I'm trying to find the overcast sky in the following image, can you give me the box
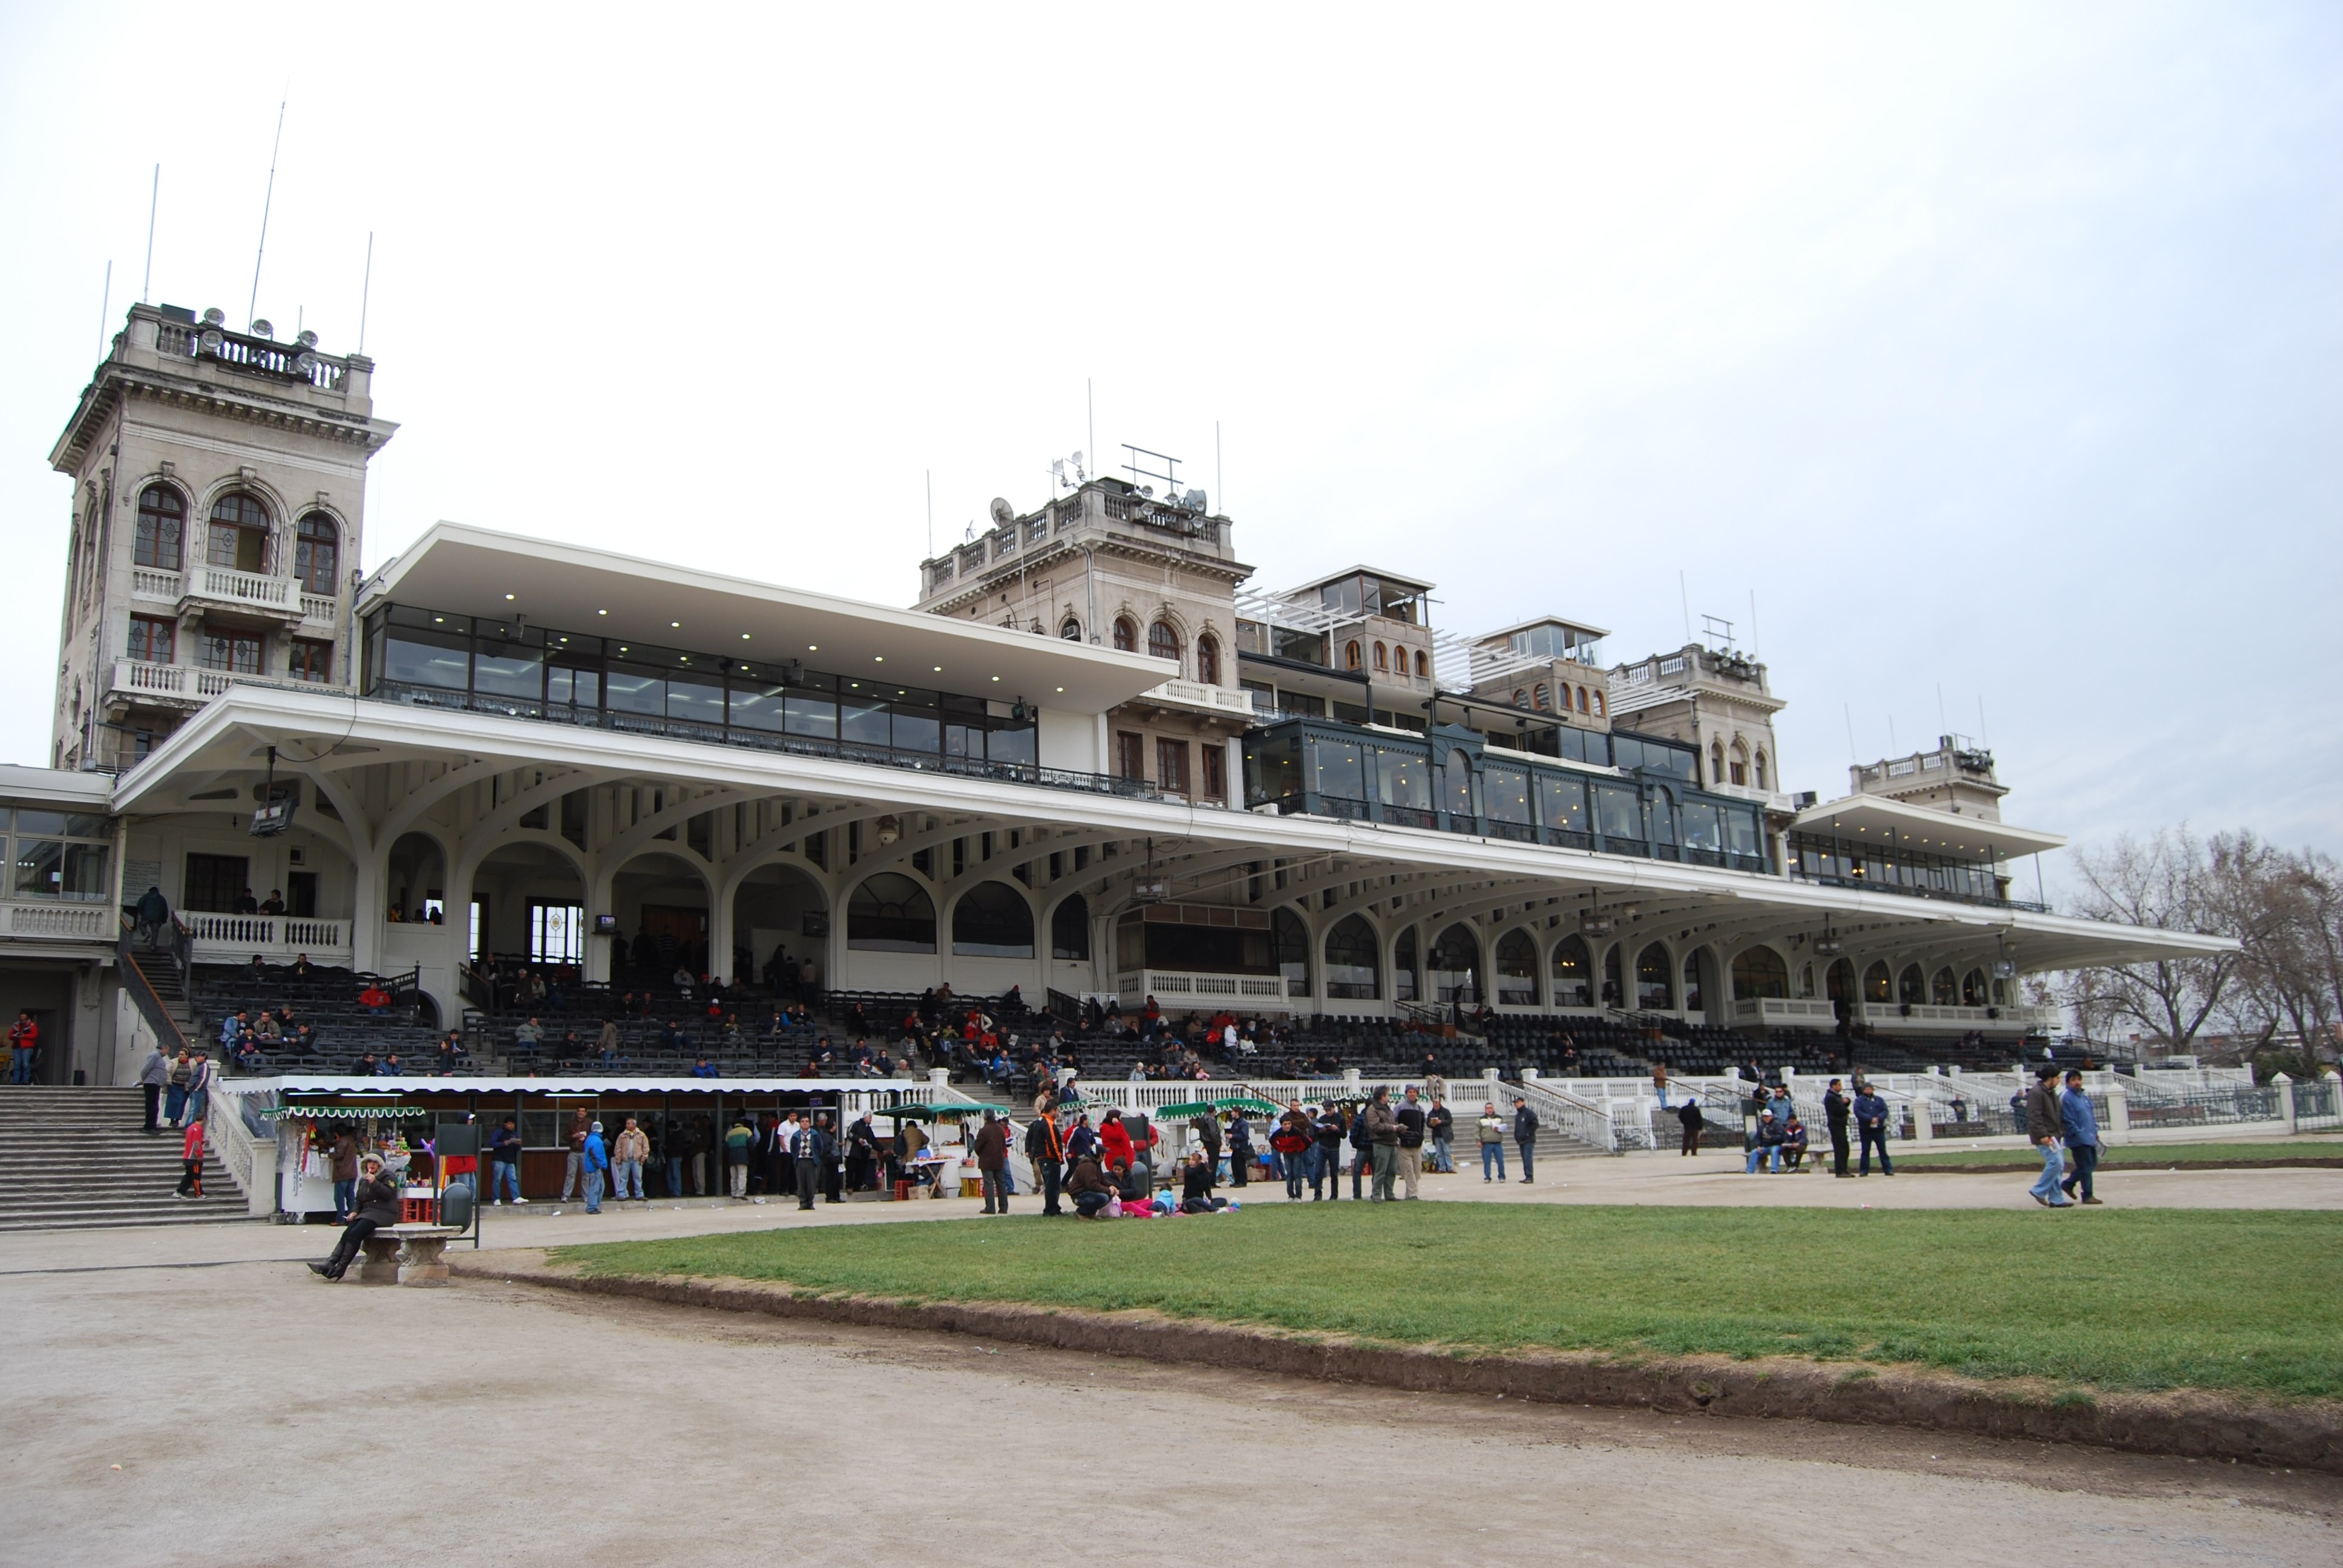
[2,3,2336,879]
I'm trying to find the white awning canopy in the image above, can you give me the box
[1792,794,2066,860]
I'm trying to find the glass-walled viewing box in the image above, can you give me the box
[1243,718,1766,872]
[361,604,1042,773]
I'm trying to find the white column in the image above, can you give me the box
[2105,1086,2129,1144]
[2275,1073,2298,1136]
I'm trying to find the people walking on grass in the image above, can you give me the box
[175,1118,206,1199]
[490,1117,525,1204]
[581,1120,610,1213]
[1676,1098,1704,1156]
[975,1109,1011,1214]
[2058,1070,2104,1206]
[1513,1096,1539,1184]
[1364,1086,1401,1201]
[1853,1080,1895,1177]
[1395,1086,1427,1199]
[1478,1102,1507,1181]
[139,1043,169,1134]
[612,1117,649,1201]
[1823,1079,1852,1177]
[310,1153,398,1281]
[2025,1065,2074,1208]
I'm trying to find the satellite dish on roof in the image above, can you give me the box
[989,497,1015,527]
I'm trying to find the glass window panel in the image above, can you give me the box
[13,840,62,897]
[1311,739,1364,800]
[1484,767,1532,824]
[839,700,890,746]
[665,671,725,727]
[603,666,665,716]
[1679,799,1723,852]
[1244,733,1300,805]
[1440,749,1476,817]
[1536,773,1586,833]
[472,641,544,701]
[943,722,981,757]
[1374,747,1430,809]
[64,814,106,840]
[382,625,473,690]
[986,725,1035,765]
[784,693,837,739]
[15,811,67,836]
[548,666,600,710]
[1725,807,1761,858]
[1593,782,1642,845]
[890,708,940,753]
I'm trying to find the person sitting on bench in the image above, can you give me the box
[311,1154,401,1281]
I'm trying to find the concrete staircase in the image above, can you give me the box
[0,1086,250,1232]
[120,946,203,1050]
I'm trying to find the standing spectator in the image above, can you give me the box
[1273,1102,1313,1200]
[2058,1070,2105,1206]
[974,1109,1011,1214]
[1822,1079,1852,1177]
[1364,1086,1401,1202]
[490,1117,525,1204]
[1227,1108,1253,1187]
[1853,1081,1895,1177]
[611,1117,649,1201]
[1512,1096,1540,1184]
[1313,1103,1347,1200]
[309,1154,399,1280]
[725,1114,754,1198]
[1394,1087,1427,1200]
[1347,1096,1375,1199]
[138,1042,169,1134]
[2024,1066,2074,1208]
[329,1126,360,1221]
[175,1119,206,1199]
[165,1050,193,1128]
[1191,1109,1224,1179]
[1425,1097,1455,1174]
[184,1052,215,1126]
[8,1011,39,1083]
[664,1123,688,1199]
[792,1116,827,1210]
[560,1109,591,1201]
[580,1120,610,1214]
[1676,1098,1705,1156]
[1476,1102,1507,1182]
[1026,1106,1066,1215]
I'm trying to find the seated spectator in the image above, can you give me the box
[353,1051,379,1076]
[436,1034,467,1076]
[1745,1108,1784,1174]
[234,887,260,914]
[289,953,313,979]
[1066,1152,1118,1218]
[288,1022,318,1056]
[1178,1148,1222,1214]
[1782,1114,1810,1171]
[690,1055,720,1079]
[379,1053,404,1077]
[357,982,392,1016]
[260,889,287,915]
[657,1019,688,1053]
[513,1016,544,1054]
[218,1009,251,1048]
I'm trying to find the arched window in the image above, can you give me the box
[1060,617,1083,641]
[1345,639,1362,670]
[1601,942,1625,1007]
[1513,688,1529,710]
[1534,683,1551,711]
[1112,617,1138,653]
[1273,906,1311,998]
[1148,620,1180,662]
[1863,961,1892,1004]
[295,512,338,595]
[1591,691,1605,717]
[1576,686,1590,713]
[1551,935,1593,1008]
[1753,751,1768,791]
[1827,958,1855,1005]
[1495,929,1538,1005]
[1682,952,1705,1013]
[1710,743,1726,785]
[1050,893,1090,960]
[135,485,184,570]
[847,872,936,953]
[1728,742,1749,787]
[1732,946,1789,1001]
[1930,966,1958,1005]
[951,881,1034,958]
[206,491,270,573]
[1635,942,1674,1010]
[1324,914,1381,999]
[1196,634,1220,685]
[1413,649,1429,678]
[1373,641,1388,672]
[1898,963,1926,1005]
[1961,967,1986,1006]
[1427,924,1481,1004]
[1394,926,1420,1003]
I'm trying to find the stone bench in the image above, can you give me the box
[356,1223,464,1287]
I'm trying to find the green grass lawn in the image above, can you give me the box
[1894,1139,2343,1168]
[555,1204,2343,1400]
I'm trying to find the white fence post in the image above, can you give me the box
[2275,1073,2297,1136]
[2106,1086,2129,1145]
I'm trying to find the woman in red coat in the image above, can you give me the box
[1098,1109,1136,1173]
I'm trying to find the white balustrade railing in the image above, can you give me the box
[132,566,184,600]
[192,566,298,611]
[185,913,350,953]
[1117,969,1289,1004]
[301,594,339,623]
[2,900,114,939]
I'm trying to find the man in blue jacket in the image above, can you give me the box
[1513,1096,1540,1184]
[1852,1083,1895,1176]
[2057,1070,2105,1206]
[581,1120,610,1214]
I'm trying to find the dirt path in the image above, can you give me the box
[1,1236,2335,1567]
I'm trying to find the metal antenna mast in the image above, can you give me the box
[357,232,374,353]
[140,165,158,302]
[247,96,287,327]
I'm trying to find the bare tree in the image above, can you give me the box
[2056,828,2242,1051]
[2216,835,2341,1068]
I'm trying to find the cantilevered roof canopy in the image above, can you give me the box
[367,522,1175,714]
[1792,794,2066,861]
